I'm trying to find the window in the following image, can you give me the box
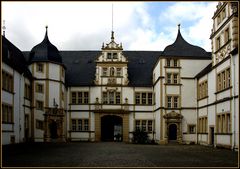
[107,53,112,59]
[83,92,89,104]
[36,100,44,110]
[102,91,121,104]
[116,68,122,76]
[173,74,178,84]
[166,59,179,67]
[135,92,153,105]
[216,36,221,50]
[84,119,89,131]
[198,80,208,99]
[135,120,140,130]
[167,73,172,84]
[71,119,89,131]
[36,120,44,130]
[217,68,231,92]
[166,96,179,108]
[113,53,117,59]
[135,93,140,104]
[135,120,154,132]
[173,59,178,67]
[2,71,13,92]
[148,120,153,132]
[142,93,146,105]
[225,28,230,43]
[71,91,89,104]
[71,92,77,104]
[188,125,196,134]
[142,120,147,131]
[107,52,118,60]
[37,63,43,72]
[173,96,178,108]
[78,119,82,131]
[102,68,108,76]
[36,83,44,93]
[147,93,152,105]
[198,117,207,133]
[166,59,171,67]
[217,113,231,133]
[167,96,172,108]
[72,119,76,131]
[103,92,108,104]
[226,68,231,88]
[116,92,121,104]
[166,73,179,84]
[24,83,31,99]
[109,92,114,104]
[2,103,13,123]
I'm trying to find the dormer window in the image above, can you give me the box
[107,52,118,60]
[107,53,112,59]
[113,53,117,59]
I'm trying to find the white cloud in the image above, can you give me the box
[2,2,217,52]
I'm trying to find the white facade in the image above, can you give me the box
[2,2,238,150]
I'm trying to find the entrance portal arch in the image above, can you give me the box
[101,115,123,141]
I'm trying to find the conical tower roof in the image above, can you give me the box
[28,26,62,64]
[162,25,209,57]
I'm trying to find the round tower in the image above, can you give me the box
[28,26,66,142]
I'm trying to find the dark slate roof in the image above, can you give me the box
[2,36,32,78]
[195,63,212,79]
[28,27,62,64]
[59,51,161,87]
[162,28,211,58]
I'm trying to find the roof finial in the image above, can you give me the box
[111,31,114,42]
[2,20,6,37]
[44,25,49,40]
[178,24,180,31]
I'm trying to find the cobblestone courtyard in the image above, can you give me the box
[2,142,238,167]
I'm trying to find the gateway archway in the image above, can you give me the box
[101,115,123,141]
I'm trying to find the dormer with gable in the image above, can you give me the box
[95,31,129,86]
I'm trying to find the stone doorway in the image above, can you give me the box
[101,115,123,142]
[163,111,183,144]
[44,108,65,142]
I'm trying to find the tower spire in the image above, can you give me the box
[2,20,6,37]
[44,25,49,40]
[178,23,181,31]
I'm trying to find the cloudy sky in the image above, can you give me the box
[2,1,218,52]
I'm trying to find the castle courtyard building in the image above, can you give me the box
[1,2,238,150]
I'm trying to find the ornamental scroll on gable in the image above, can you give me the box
[94,31,129,86]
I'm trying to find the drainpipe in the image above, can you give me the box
[19,73,23,143]
[231,53,236,150]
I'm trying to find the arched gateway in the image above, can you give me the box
[101,115,123,141]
